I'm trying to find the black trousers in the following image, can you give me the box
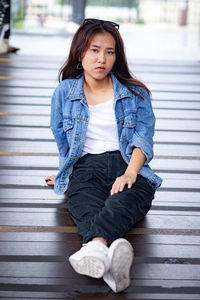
[66,151,155,246]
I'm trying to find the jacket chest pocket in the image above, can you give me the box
[63,118,75,142]
[122,114,136,128]
[120,113,136,142]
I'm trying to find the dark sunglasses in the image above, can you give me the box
[83,18,119,31]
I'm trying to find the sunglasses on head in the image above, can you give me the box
[82,18,120,31]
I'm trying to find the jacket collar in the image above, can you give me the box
[65,72,133,102]
[110,73,132,101]
[64,74,85,101]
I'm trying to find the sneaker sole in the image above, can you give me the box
[69,255,106,279]
[109,239,134,292]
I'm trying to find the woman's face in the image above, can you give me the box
[81,32,116,82]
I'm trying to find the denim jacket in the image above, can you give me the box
[50,73,162,194]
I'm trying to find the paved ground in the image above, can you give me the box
[0,54,200,299]
[10,23,200,62]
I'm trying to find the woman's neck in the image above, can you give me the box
[83,74,114,105]
[84,75,112,95]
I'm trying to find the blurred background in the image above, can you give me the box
[1,0,200,61]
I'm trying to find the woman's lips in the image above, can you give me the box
[96,67,105,70]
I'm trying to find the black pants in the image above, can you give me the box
[66,151,155,246]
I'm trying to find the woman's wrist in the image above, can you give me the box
[124,168,138,177]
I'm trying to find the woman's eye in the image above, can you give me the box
[108,51,114,55]
[91,49,98,52]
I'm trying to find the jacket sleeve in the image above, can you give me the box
[126,91,155,165]
[50,89,69,169]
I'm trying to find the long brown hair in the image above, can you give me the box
[59,21,150,95]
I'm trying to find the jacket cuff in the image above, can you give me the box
[126,136,153,164]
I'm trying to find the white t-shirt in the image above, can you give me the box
[81,98,120,156]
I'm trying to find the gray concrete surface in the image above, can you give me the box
[10,23,200,62]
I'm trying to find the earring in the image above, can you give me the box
[76,62,82,70]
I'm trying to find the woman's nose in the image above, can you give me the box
[98,52,106,63]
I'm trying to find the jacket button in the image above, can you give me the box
[152,182,156,186]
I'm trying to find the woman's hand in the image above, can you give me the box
[45,175,56,186]
[110,171,137,195]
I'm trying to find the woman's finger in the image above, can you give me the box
[45,175,56,186]
[119,181,125,192]
[47,180,54,186]
[127,180,133,189]
[111,177,125,194]
[110,180,118,195]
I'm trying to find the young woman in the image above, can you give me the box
[45,18,162,293]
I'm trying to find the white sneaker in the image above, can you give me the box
[69,240,109,278]
[103,238,134,293]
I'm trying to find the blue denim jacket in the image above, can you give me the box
[50,73,162,194]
